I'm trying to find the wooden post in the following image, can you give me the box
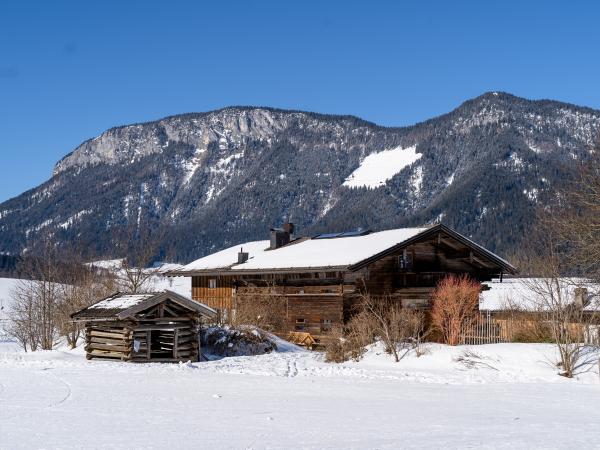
[173,328,179,359]
[146,330,151,360]
[197,321,202,362]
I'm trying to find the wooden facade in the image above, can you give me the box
[172,224,516,343]
[71,291,216,362]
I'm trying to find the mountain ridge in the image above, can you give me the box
[2,92,599,262]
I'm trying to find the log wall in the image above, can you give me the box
[85,322,133,361]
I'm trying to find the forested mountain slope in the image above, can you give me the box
[1,92,598,262]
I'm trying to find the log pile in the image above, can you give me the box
[85,324,133,361]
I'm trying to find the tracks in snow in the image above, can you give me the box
[41,368,73,408]
[286,359,299,377]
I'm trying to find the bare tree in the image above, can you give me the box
[524,277,598,377]
[56,261,117,349]
[7,282,38,351]
[551,146,600,282]
[113,218,162,293]
[8,238,63,350]
[516,223,599,378]
[117,259,159,294]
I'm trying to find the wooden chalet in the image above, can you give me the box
[168,223,517,342]
[71,291,216,362]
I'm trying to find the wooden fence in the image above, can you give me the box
[460,313,508,345]
[460,313,600,346]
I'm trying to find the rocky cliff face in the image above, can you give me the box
[1,92,599,262]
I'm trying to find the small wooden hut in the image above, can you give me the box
[71,290,216,362]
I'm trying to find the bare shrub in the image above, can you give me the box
[508,315,554,343]
[231,286,286,332]
[326,295,428,363]
[431,275,480,346]
[202,326,277,356]
[363,295,428,362]
[324,325,348,363]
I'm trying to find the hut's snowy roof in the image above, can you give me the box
[71,291,217,320]
[89,294,155,310]
[480,278,600,312]
[177,227,430,273]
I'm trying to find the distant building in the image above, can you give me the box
[480,277,600,314]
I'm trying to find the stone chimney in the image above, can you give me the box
[238,247,249,264]
[270,223,294,250]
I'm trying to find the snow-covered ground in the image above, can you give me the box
[1,341,600,449]
[0,278,19,339]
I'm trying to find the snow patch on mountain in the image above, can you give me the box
[410,166,424,195]
[523,187,539,202]
[58,209,92,229]
[0,209,14,220]
[343,145,422,189]
[182,148,207,184]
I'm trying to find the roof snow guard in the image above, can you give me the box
[71,291,217,321]
[168,224,517,276]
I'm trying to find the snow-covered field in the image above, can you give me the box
[2,340,600,449]
[2,276,600,448]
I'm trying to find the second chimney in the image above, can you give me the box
[270,223,294,250]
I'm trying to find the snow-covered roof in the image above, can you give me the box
[176,227,430,273]
[480,278,600,312]
[89,293,155,310]
[153,262,185,274]
[71,291,217,320]
[86,259,125,270]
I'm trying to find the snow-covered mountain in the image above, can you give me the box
[1,92,599,261]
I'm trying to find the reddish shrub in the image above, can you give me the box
[431,275,480,345]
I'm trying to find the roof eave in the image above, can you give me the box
[167,265,350,277]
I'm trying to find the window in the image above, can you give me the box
[320,319,332,333]
[208,279,217,289]
[398,252,413,271]
[295,318,306,331]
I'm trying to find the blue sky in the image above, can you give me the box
[1,1,599,202]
